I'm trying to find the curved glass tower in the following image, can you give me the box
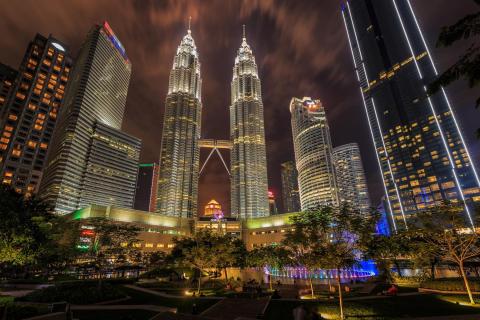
[290,97,338,210]
[156,26,202,218]
[230,29,269,218]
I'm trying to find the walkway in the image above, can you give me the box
[200,298,269,320]
[124,284,224,300]
[70,304,175,313]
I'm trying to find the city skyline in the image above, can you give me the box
[0,1,478,215]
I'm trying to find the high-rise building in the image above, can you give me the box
[39,22,137,214]
[0,35,72,195]
[156,25,202,218]
[280,161,301,213]
[268,190,278,215]
[230,28,269,218]
[290,97,338,210]
[333,143,370,213]
[0,63,17,112]
[342,0,480,230]
[204,199,222,217]
[134,163,159,212]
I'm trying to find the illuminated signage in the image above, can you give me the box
[102,21,129,62]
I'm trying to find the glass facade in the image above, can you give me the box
[39,22,135,214]
[156,27,202,218]
[0,35,72,196]
[290,97,338,210]
[342,0,480,230]
[230,31,269,218]
[333,143,370,213]
[280,161,301,213]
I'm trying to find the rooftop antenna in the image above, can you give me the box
[242,24,246,40]
[188,16,192,34]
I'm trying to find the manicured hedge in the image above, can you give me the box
[18,281,126,304]
[420,277,480,292]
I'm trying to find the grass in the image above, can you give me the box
[73,309,157,320]
[264,294,480,319]
[120,286,220,314]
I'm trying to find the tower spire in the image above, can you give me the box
[242,24,246,40]
[188,16,192,34]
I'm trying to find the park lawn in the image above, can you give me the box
[264,294,480,320]
[120,286,220,314]
[73,309,157,320]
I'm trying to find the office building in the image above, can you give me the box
[333,143,370,213]
[290,97,338,210]
[280,161,301,213]
[342,0,480,230]
[156,25,202,218]
[134,163,159,212]
[0,35,72,195]
[268,190,278,215]
[230,27,269,218]
[39,22,136,214]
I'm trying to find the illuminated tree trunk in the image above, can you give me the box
[459,261,475,304]
[309,274,314,299]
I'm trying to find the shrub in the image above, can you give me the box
[420,277,480,292]
[18,281,126,304]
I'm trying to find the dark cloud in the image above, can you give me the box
[0,0,478,214]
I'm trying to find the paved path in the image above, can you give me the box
[124,284,224,300]
[200,298,269,320]
[70,304,176,313]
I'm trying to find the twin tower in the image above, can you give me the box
[156,26,269,219]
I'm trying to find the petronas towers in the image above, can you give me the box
[156,25,269,218]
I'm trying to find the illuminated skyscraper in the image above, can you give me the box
[290,97,338,210]
[0,35,72,195]
[39,22,138,214]
[156,25,202,218]
[333,143,370,213]
[342,0,480,230]
[281,161,301,213]
[230,28,269,218]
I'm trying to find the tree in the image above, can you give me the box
[283,204,379,319]
[428,0,480,136]
[82,218,141,277]
[214,236,247,284]
[282,207,332,299]
[169,229,217,294]
[410,203,480,304]
[362,233,410,282]
[247,245,291,291]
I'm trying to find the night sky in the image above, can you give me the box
[0,0,478,215]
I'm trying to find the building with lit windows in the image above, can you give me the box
[281,161,301,213]
[333,143,370,213]
[68,204,298,252]
[0,35,72,195]
[230,28,269,218]
[290,97,338,210]
[39,22,137,214]
[134,163,159,212]
[342,0,480,230]
[268,190,278,215]
[0,63,17,113]
[156,25,202,218]
[204,199,222,217]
